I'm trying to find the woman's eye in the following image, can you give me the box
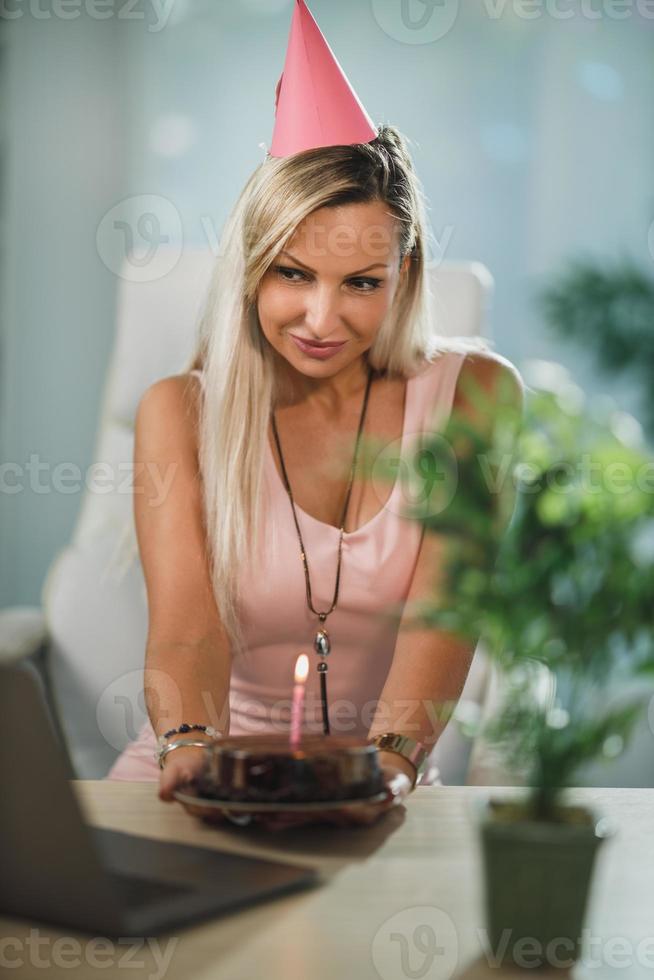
[350,277,383,292]
[275,266,306,283]
[273,266,382,292]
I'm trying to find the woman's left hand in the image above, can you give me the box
[324,762,413,827]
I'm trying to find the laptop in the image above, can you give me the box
[0,658,321,937]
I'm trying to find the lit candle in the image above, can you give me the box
[290,653,309,749]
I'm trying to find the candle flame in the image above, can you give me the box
[294,653,309,684]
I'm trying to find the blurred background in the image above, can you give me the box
[0,0,652,780]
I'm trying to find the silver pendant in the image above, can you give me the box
[314,628,330,657]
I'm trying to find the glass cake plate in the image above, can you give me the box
[173,781,388,820]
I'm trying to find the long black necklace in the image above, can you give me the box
[270,362,375,735]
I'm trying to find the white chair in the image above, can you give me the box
[0,250,498,781]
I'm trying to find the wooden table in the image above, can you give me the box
[1,783,652,979]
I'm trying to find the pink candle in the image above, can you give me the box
[290,654,309,749]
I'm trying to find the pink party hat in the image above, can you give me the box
[269,0,378,158]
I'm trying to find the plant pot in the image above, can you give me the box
[474,796,614,970]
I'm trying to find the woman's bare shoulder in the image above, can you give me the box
[453,350,524,436]
[139,371,202,405]
[136,372,203,449]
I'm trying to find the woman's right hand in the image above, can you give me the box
[158,744,211,803]
[160,744,248,825]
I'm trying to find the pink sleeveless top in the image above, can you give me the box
[105,352,467,785]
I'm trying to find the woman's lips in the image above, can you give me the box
[290,335,347,359]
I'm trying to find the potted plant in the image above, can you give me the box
[397,359,654,969]
[537,256,654,440]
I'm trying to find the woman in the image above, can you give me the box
[105,126,523,828]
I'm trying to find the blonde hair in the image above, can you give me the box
[110,124,494,656]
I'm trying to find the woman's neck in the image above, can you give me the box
[274,353,374,415]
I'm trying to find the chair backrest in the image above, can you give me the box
[41,249,495,779]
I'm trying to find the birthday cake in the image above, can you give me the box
[195,734,385,805]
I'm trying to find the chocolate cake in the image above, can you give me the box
[195,734,386,804]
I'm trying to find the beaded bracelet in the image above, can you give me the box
[161,723,215,741]
[154,723,221,770]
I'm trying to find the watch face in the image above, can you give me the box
[377,734,429,769]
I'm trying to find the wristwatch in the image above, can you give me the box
[370,732,430,788]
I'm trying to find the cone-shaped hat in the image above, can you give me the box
[269,0,377,158]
